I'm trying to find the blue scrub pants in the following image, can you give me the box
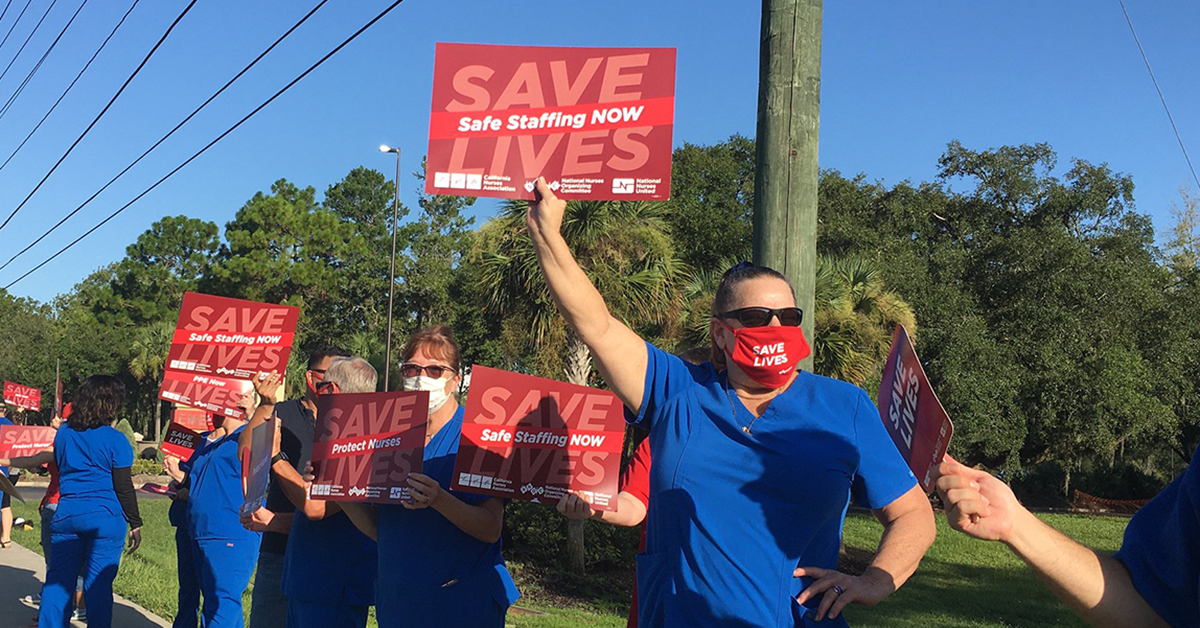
[286,599,368,628]
[173,526,201,628]
[195,537,259,628]
[38,510,127,628]
[248,550,289,628]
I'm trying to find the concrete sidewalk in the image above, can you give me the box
[0,540,170,628]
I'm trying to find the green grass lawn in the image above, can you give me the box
[7,499,1130,627]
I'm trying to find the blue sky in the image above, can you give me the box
[0,0,1195,303]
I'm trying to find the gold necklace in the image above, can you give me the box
[725,378,765,435]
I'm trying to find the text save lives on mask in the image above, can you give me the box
[719,321,811,389]
[403,375,452,413]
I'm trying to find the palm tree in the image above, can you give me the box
[812,256,916,386]
[478,197,685,574]
[129,320,175,442]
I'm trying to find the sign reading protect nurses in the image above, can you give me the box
[876,325,954,493]
[452,366,625,511]
[310,391,429,504]
[426,43,676,201]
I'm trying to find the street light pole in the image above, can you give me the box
[380,144,401,390]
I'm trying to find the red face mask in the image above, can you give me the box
[718,320,811,388]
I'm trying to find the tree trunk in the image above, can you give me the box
[564,333,592,574]
[155,374,164,442]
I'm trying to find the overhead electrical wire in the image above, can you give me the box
[0,0,330,271]
[0,0,88,121]
[0,0,33,52]
[3,0,409,290]
[0,0,59,85]
[1117,0,1200,191]
[0,0,14,28]
[0,0,138,173]
[0,0,199,233]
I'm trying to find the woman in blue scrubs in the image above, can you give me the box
[184,408,259,627]
[39,375,141,628]
[336,326,519,628]
[524,178,936,627]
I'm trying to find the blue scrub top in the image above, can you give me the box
[375,405,520,627]
[633,342,916,628]
[1115,443,1200,628]
[53,424,134,522]
[282,477,378,605]
[0,416,11,477]
[186,427,259,543]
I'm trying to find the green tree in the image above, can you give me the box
[666,135,756,271]
[129,321,174,441]
[479,197,684,573]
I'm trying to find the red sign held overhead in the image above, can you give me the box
[876,326,954,493]
[0,425,55,459]
[159,292,298,419]
[426,43,676,201]
[310,392,429,504]
[4,381,41,411]
[452,366,626,511]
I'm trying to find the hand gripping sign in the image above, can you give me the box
[159,292,299,419]
[426,43,676,201]
[876,325,955,492]
[310,391,430,504]
[0,424,55,459]
[452,366,626,511]
[4,381,42,412]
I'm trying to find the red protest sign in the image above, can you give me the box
[310,392,429,504]
[452,366,625,511]
[0,425,55,459]
[426,43,676,201]
[166,292,299,379]
[159,371,254,420]
[877,326,954,492]
[4,381,41,411]
[172,407,214,432]
[161,422,202,460]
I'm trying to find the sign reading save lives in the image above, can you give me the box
[159,292,299,419]
[4,381,41,411]
[310,391,430,504]
[161,422,201,460]
[0,425,55,459]
[452,366,625,511]
[876,325,954,493]
[426,43,676,201]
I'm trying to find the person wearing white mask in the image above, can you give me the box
[334,325,519,628]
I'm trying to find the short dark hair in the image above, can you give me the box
[710,261,795,316]
[402,325,461,373]
[308,345,350,370]
[69,375,126,431]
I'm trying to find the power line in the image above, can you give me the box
[0,0,59,85]
[0,0,330,271]
[0,0,87,121]
[0,0,199,234]
[3,0,409,290]
[0,0,138,173]
[0,0,14,28]
[1117,0,1200,191]
[0,0,32,52]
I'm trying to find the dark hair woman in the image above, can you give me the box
[40,375,142,628]
[524,179,935,627]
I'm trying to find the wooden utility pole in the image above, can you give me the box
[753,0,821,371]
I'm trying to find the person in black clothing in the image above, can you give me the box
[240,346,349,628]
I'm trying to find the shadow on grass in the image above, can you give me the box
[843,552,1094,628]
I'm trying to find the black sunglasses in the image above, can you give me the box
[718,306,803,328]
[400,363,455,379]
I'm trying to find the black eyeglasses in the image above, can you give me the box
[400,363,455,379]
[718,306,803,327]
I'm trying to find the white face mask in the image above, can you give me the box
[403,375,452,413]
